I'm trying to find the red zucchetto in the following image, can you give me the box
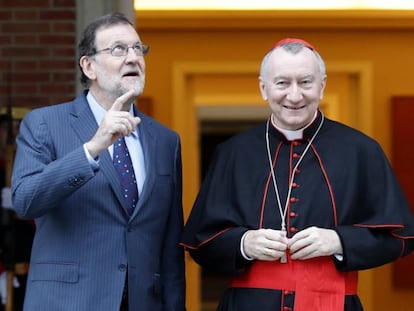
[271,38,316,51]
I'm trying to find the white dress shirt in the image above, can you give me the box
[83,91,146,196]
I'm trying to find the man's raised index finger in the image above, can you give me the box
[109,89,135,112]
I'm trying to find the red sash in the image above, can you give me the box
[230,257,358,311]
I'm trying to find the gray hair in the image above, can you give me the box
[77,12,133,88]
[259,42,326,80]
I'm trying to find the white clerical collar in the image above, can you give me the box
[271,111,318,141]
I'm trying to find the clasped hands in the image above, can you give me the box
[243,227,343,261]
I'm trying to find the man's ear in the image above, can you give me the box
[79,56,96,81]
[259,77,268,101]
[319,75,327,100]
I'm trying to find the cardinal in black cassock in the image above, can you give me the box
[181,38,414,311]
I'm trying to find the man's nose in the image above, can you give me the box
[286,83,302,102]
[125,47,142,61]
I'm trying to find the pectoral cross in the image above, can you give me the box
[280,228,287,263]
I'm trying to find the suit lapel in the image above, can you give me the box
[130,114,156,218]
[69,93,127,214]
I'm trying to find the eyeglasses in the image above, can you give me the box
[93,43,149,57]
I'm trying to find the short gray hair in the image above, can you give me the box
[259,42,326,80]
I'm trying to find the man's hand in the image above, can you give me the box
[288,226,343,260]
[243,229,288,261]
[85,90,141,158]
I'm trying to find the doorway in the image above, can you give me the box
[199,118,263,311]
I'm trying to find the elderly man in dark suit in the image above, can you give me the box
[11,13,186,311]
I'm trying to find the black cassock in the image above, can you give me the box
[181,111,414,311]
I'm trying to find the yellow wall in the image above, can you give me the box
[135,9,414,311]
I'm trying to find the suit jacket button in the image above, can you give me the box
[118,264,127,271]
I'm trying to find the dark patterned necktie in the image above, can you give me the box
[113,137,138,215]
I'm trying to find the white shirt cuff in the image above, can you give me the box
[83,144,99,170]
[240,231,254,261]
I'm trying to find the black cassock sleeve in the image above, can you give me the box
[189,227,254,276]
[334,226,414,271]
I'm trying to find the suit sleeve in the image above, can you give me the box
[11,110,95,219]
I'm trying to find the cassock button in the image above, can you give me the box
[292,182,299,188]
[289,212,297,217]
[283,306,292,311]
[292,153,300,159]
[290,227,298,233]
[289,197,299,203]
[294,168,301,174]
[284,290,292,295]
[293,141,301,146]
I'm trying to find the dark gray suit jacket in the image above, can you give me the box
[11,91,186,311]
